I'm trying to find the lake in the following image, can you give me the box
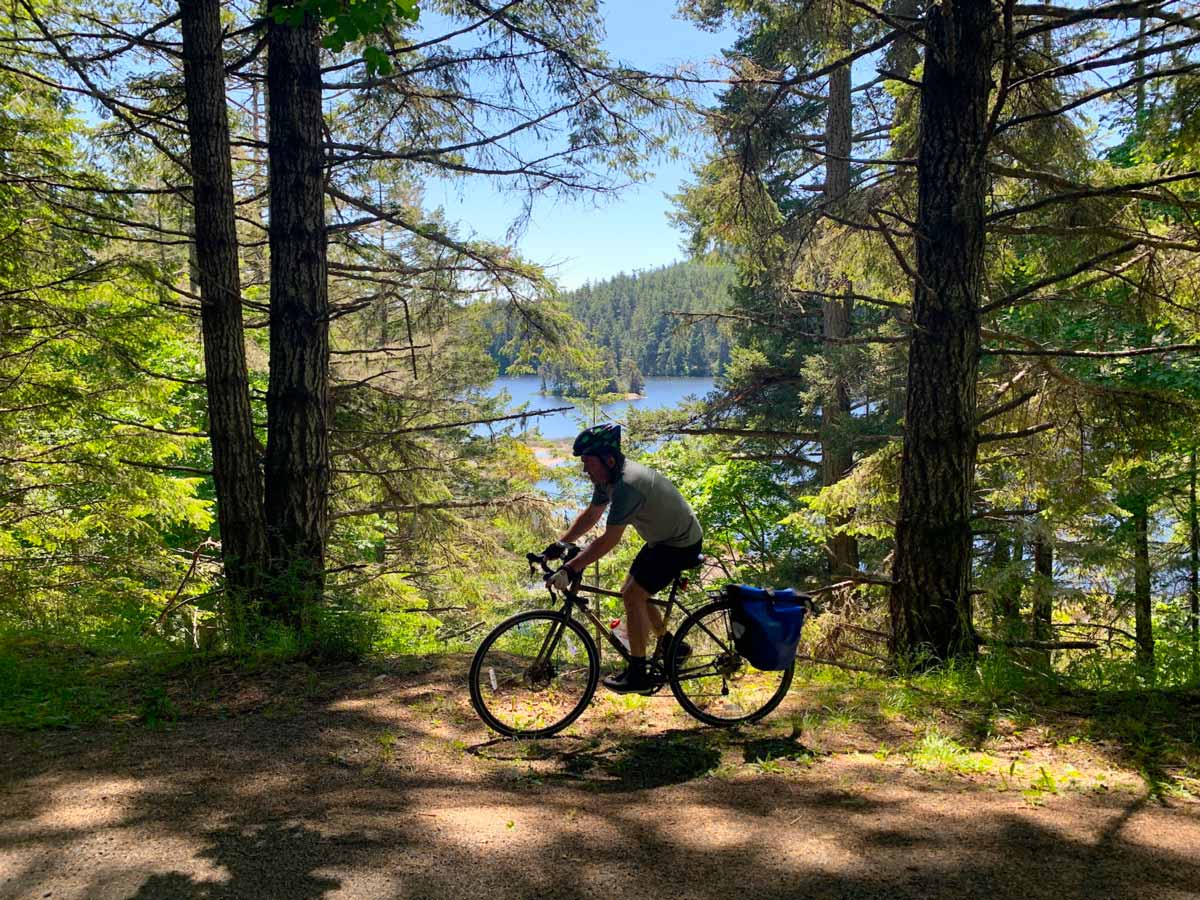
[483,375,716,441]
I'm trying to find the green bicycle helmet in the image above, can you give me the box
[572,423,621,457]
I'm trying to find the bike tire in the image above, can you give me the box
[469,609,599,738]
[668,597,794,727]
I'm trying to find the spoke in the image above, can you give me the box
[670,600,793,726]
[471,612,596,737]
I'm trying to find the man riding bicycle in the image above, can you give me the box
[544,423,703,694]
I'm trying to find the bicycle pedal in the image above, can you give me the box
[643,671,667,695]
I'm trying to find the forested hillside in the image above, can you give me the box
[565,262,735,377]
[489,261,735,390]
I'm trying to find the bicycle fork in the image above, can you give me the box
[530,613,570,677]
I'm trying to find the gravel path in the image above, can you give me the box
[2,658,1198,900]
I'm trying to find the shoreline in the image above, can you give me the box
[530,445,569,467]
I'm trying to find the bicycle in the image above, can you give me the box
[468,545,797,738]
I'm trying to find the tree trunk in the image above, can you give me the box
[179,0,269,610]
[889,0,994,665]
[992,537,1023,638]
[882,0,922,159]
[821,49,858,575]
[1190,450,1199,672]
[1032,531,1053,641]
[249,56,268,287]
[1132,498,1155,672]
[264,4,331,618]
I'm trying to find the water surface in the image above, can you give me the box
[484,375,715,441]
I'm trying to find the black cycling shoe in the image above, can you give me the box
[602,666,659,695]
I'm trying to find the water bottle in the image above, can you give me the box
[610,619,630,651]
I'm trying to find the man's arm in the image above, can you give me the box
[567,523,625,573]
[560,503,606,544]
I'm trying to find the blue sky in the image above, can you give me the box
[425,4,736,291]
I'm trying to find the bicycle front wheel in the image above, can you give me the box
[469,610,599,738]
[668,598,794,727]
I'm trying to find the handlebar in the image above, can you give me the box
[526,543,581,578]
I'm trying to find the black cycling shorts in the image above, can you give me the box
[629,540,703,595]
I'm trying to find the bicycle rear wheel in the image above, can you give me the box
[668,598,794,726]
[469,610,599,738]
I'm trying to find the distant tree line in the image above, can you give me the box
[488,261,735,392]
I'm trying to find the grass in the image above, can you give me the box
[0,633,192,729]
[785,653,1200,798]
[0,628,369,731]
[907,726,995,775]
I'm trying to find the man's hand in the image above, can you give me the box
[542,540,568,560]
[546,565,580,592]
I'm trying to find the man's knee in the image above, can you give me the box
[621,576,650,606]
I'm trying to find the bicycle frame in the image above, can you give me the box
[560,579,687,665]
[528,550,717,681]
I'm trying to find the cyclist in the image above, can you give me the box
[544,423,703,694]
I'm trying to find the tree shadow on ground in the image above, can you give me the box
[470,727,824,792]
[556,728,724,790]
[740,733,816,763]
[126,823,344,900]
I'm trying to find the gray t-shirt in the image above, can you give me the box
[590,460,702,548]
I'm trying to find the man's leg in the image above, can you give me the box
[619,574,656,658]
[601,575,661,693]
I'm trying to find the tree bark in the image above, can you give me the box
[889,0,993,665]
[179,0,269,609]
[1190,450,1199,671]
[992,537,1024,637]
[882,0,923,159]
[1032,530,1053,641]
[1132,497,1155,671]
[821,47,858,575]
[264,3,331,618]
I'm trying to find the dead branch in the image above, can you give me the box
[977,422,1054,443]
[795,653,884,674]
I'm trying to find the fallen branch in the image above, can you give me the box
[843,623,891,640]
[977,636,1099,650]
[795,653,884,675]
[809,572,896,593]
[153,539,221,629]
[402,606,467,615]
[1053,621,1138,642]
[439,621,485,643]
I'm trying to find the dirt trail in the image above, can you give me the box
[1,657,1198,900]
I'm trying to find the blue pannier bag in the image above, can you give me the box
[727,585,808,671]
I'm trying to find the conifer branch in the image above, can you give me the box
[978,423,1054,443]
